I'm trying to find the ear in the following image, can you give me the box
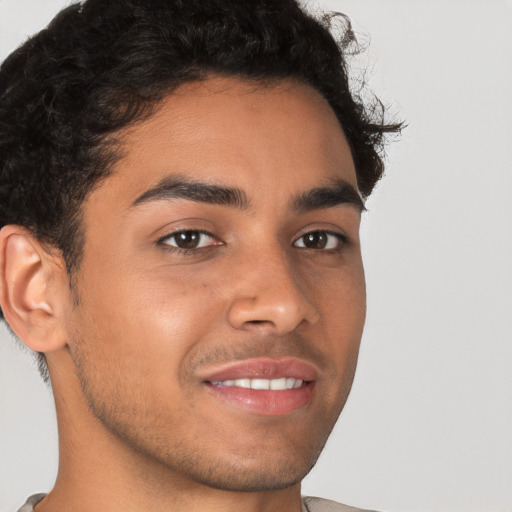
[0,225,69,352]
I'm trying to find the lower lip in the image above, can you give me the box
[205,382,315,416]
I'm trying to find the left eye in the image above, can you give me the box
[160,230,217,250]
[293,231,344,250]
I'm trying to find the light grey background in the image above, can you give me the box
[1,1,511,511]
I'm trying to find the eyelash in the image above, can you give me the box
[158,230,219,255]
[293,230,348,251]
[157,229,348,255]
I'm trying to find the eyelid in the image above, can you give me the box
[292,229,348,250]
[157,229,221,249]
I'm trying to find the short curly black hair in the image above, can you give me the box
[0,0,401,378]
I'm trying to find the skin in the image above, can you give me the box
[1,77,366,512]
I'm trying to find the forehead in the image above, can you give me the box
[92,77,357,208]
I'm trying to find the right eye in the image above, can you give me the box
[159,230,219,250]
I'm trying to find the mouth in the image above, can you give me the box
[201,358,317,416]
[211,377,305,390]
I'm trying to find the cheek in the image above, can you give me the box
[70,259,225,381]
[309,260,366,378]
[310,255,366,326]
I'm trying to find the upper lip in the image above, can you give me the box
[199,357,318,383]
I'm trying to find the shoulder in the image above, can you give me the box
[17,494,46,512]
[303,496,380,512]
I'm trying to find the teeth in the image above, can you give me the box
[214,378,304,390]
[270,378,287,390]
[251,378,270,390]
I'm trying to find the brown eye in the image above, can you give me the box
[294,231,344,250]
[302,232,328,249]
[161,230,216,250]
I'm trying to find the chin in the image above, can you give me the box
[179,457,314,493]
[157,431,329,493]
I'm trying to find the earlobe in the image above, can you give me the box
[0,225,68,352]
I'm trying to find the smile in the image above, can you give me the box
[201,358,317,416]
[212,378,304,390]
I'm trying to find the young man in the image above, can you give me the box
[0,1,401,511]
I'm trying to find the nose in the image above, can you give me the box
[227,248,320,334]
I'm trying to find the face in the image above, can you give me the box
[64,77,366,491]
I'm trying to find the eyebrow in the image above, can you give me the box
[131,175,249,209]
[130,175,365,213]
[292,180,366,213]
